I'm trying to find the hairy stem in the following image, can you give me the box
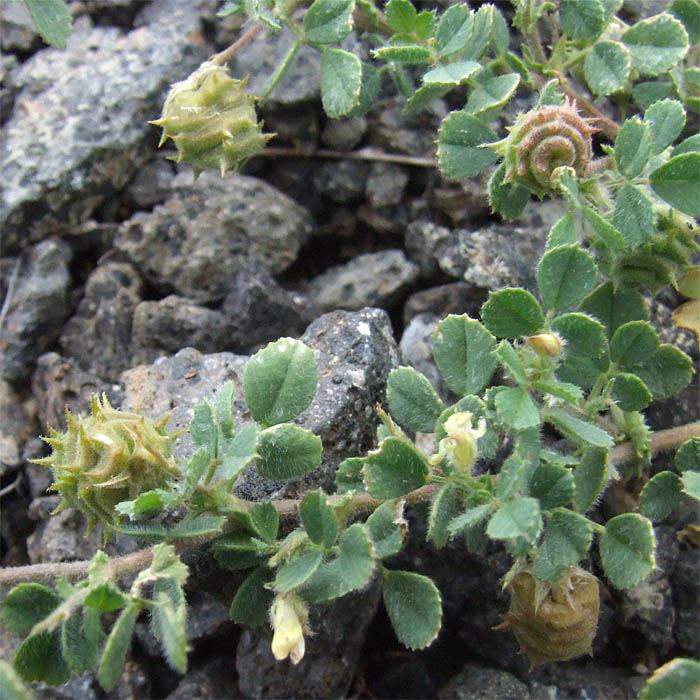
[210,24,265,65]
[2,423,699,588]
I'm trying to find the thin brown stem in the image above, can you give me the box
[260,146,437,168]
[2,423,698,589]
[210,24,265,65]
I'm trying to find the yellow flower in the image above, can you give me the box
[270,593,309,665]
[434,411,487,473]
[526,333,563,357]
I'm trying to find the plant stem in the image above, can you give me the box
[260,39,302,100]
[2,423,699,588]
[210,24,265,66]
[259,146,437,168]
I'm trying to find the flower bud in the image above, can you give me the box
[433,411,487,473]
[526,333,563,357]
[270,593,309,665]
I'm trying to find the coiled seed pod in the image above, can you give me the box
[32,396,181,535]
[151,60,273,177]
[496,564,600,669]
[496,98,598,198]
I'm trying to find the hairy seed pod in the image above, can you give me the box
[151,60,273,177]
[496,565,600,669]
[32,396,181,535]
[496,98,598,197]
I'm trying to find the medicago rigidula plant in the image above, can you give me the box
[3,0,700,696]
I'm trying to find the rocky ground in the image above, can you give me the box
[0,0,698,698]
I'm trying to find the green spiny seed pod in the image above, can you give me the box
[495,98,598,198]
[32,396,181,535]
[151,60,273,177]
[496,564,600,669]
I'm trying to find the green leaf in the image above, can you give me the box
[275,549,324,594]
[612,184,654,248]
[212,533,277,570]
[633,345,693,399]
[574,446,608,512]
[547,212,577,249]
[559,0,605,41]
[382,570,442,650]
[363,437,429,498]
[1,584,60,635]
[554,168,582,209]
[548,407,613,447]
[180,447,211,501]
[299,490,338,548]
[488,161,530,221]
[301,523,376,602]
[615,117,651,179]
[366,500,407,558]
[190,401,217,457]
[404,82,453,114]
[599,513,655,589]
[0,659,33,700]
[672,133,700,156]
[578,281,648,338]
[151,579,187,674]
[481,289,545,338]
[537,78,565,106]
[434,4,474,57]
[304,0,355,43]
[214,381,235,441]
[639,471,683,521]
[230,567,274,627]
[532,379,584,404]
[84,583,126,612]
[336,456,366,494]
[168,514,226,539]
[415,9,436,38]
[62,608,103,673]
[644,99,686,154]
[584,40,631,96]
[622,14,689,76]
[466,74,520,117]
[641,658,700,700]
[115,489,178,518]
[633,81,674,109]
[447,503,492,534]
[220,422,258,484]
[682,470,700,501]
[13,630,70,686]
[428,484,458,547]
[610,321,660,368]
[581,205,625,253]
[347,61,380,118]
[532,509,593,581]
[372,43,432,64]
[611,372,653,411]
[243,338,317,426]
[423,60,480,85]
[462,4,493,59]
[551,312,607,359]
[256,423,322,481]
[670,0,700,44]
[437,111,499,179]
[496,340,527,386]
[98,602,140,692]
[386,367,446,433]
[430,314,497,395]
[489,5,510,56]
[494,387,541,430]
[676,437,700,472]
[24,0,72,48]
[529,463,575,509]
[320,48,362,118]
[487,497,542,543]
[385,0,416,33]
[537,245,598,311]
[650,153,700,217]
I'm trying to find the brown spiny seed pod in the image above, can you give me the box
[32,396,181,535]
[151,60,273,177]
[495,565,600,669]
[497,98,598,198]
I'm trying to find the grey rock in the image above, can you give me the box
[371,97,446,157]
[59,262,144,382]
[403,281,487,325]
[23,438,55,500]
[236,579,382,698]
[313,159,369,203]
[0,53,19,126]
[115,172,314,303]
[31,674,98,700]
[672,547,700,653]
[131,295,230,365]
[366,162,409,208]
[31,352,116,430]
[0,379,33,474]
[438,662,531,699]
[220,260,313,354]
[166,671,217,700]
[307,250,420,313]
[0,1,39,54]
[621,0,670,22]
[0,240,72,382]
[124,158,177,209]
[321,117,368,151]
[405,220,452,278]
[0,2,213,251]
[262,104,320,148]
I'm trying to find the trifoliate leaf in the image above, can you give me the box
[584,40,631,96]
[599,513,655,589]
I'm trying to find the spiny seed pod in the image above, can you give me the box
[495,565,600,669]
[495,98,598,198]
[151,60,273,177]
[32,396,181,535]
